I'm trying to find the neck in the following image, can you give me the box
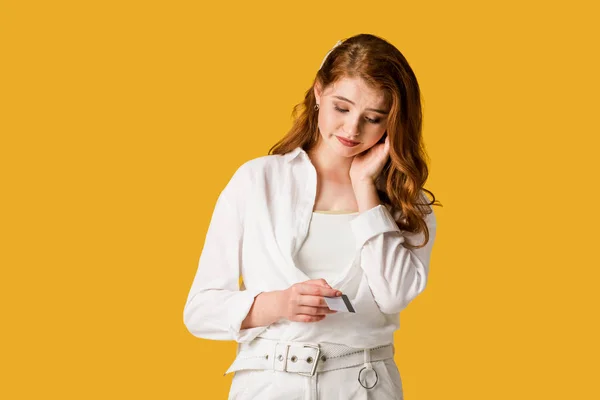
[307,138,353,182]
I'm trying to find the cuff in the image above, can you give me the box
[228,289,269,343]
[350,204,402,249]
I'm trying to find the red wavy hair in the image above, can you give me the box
[269,33,441,248]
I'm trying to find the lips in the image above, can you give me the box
[336,136,360,147]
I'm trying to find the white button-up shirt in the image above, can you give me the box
[183,146,437,348]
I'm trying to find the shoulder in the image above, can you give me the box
[222,153,289,196]
[234,153,289,179]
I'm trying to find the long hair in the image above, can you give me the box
[269,33,441,248]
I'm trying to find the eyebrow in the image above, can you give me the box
[333,95,389,115]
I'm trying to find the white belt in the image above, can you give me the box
[224,338,394,381]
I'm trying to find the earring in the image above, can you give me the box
[314,104,319,111]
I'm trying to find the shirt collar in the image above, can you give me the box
[284,146,306,163]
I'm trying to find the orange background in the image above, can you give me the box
[1,0,599,399]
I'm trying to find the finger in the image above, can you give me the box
[298,294,329,308]
[291,314,326,323]
[296,306,336,316]
[297,283,341,297]
[303,278,331,288]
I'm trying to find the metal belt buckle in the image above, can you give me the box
[298,344,321,377]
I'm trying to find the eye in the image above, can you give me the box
[334,105,380,124]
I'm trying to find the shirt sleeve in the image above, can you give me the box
[183,163,269,343]
[349,193,437,314]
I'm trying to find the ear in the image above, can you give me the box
[313,82,322,104]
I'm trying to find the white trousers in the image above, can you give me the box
[226,338,404,399]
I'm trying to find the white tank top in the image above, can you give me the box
[292,210,359,285]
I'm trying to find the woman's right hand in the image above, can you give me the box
[277,279,342,323]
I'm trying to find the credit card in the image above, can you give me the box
[324,294,356,313]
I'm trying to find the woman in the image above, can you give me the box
[183,33,439,399]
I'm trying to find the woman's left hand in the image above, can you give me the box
[349,135,390,184]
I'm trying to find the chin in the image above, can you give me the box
[335,144,363,158]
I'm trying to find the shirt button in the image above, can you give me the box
[278,354,283,361]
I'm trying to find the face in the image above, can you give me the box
[314,76,389,157]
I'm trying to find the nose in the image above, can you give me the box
[343,118,360,138]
